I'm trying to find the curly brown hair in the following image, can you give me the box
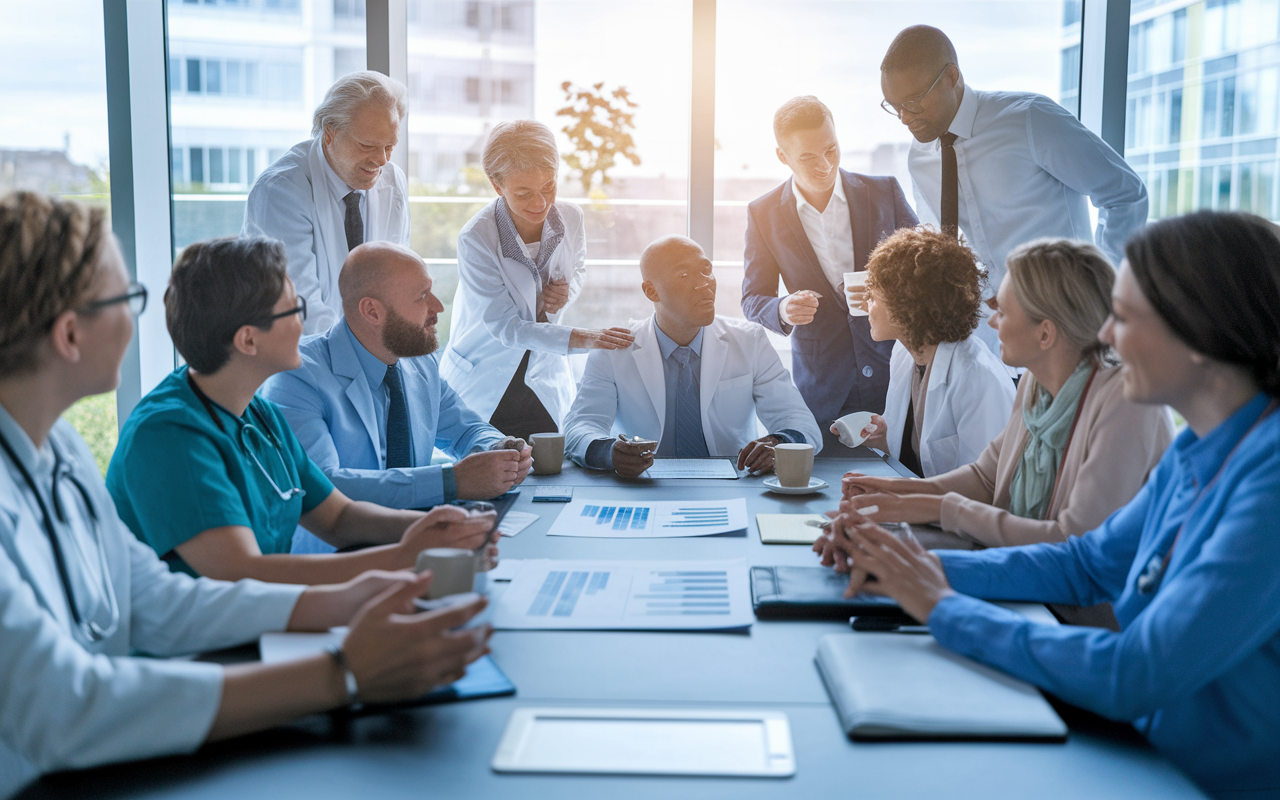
[0,191,107,376]
[864,226,984,353]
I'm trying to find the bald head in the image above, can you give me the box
[340,241,425,314]
[639,235,704,283]
[639,235,717,331]
[881,25,957,77]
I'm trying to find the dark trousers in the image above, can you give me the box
[489,350,557,441]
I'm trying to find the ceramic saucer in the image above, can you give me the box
[762,476,829,495]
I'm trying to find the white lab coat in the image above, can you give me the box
[0,412,304,794]
[439,200,587,426]
[883,337,1015,477]
[564,315,822,463]
[242,136,411,334]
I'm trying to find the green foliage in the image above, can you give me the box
[556,81,641,195]
[62,392,118,478]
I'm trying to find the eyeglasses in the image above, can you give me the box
[78,282,148,317]
[254,296,307,328]
[881,63,954,118]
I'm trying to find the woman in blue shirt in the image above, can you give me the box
[816,210,1280,797]
[107,236,496,584]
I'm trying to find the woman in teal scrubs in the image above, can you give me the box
[108,236,495,584]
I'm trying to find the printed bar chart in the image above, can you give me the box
[551,499,748,538]
[493,559,753,631]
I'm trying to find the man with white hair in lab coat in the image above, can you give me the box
[243,70,411,334]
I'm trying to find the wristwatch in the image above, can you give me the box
[326,644,359,704]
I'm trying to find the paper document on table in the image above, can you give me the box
[498,511,538,537]
[642,459,740,479]
[548,498,748,538]
[756,513,828,544]
[492,558,754,631]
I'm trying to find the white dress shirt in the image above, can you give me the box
[909,87,1148,292]
[0,406,304,793]
[778,176,856,326]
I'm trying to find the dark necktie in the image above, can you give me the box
[343,191,364,252]
[940,132,959,238]
[672,346,708,458]
[384,363,411,469]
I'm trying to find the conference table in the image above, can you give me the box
[21,450,1207,799]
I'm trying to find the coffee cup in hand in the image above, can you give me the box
[843,271,869,317]
[415,548,480,599]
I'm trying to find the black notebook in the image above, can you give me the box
[750,566,902,620]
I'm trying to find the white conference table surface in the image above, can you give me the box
[20,451,1207,800]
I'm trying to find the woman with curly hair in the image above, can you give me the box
[851,227,1014,477]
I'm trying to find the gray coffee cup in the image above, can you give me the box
[415,547,479,599]
[530,432,566,475]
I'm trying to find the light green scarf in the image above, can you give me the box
[1008,361,1094,520]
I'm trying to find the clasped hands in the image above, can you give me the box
[610,434,786,478]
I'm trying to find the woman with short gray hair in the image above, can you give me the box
[441,120,634,440]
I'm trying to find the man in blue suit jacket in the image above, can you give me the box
[742,97,917,441]
[263,242,532,552]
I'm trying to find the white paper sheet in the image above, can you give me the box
[260,628,346,663]
[498,511,539,537]
[642,459,740,479]
[491,558,754,631]
[548,498,748,538]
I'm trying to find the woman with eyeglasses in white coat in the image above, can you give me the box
[0,192,490,793]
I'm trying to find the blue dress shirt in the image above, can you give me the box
[584,324,806,470]
[927,392,1280,796]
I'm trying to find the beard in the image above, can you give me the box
[382,305,437,358]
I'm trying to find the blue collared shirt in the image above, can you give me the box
[928,392,1280,795]
[318,140,365,231]
[584,324,805,470]
[343,320,416,470]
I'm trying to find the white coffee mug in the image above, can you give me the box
[415,547,479,599]
[843,271,869,317]
[774,443,815,488]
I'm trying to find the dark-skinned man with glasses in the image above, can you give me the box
[880,25,1147,354]
[107,236,500,586]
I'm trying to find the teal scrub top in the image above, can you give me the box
[107,367,334,576]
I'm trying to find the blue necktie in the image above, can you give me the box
[384,363,411,469]
[672,346,708,458]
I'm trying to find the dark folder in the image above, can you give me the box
[750,566,903,620]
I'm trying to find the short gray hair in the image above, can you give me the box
[311,71,407,137]
[481,120,560,186]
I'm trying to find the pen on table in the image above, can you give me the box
[805,505,880,530]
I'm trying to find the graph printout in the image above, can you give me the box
[491,559,754,631]
[548,498,749,538]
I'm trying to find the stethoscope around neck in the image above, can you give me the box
[0,429,121,644]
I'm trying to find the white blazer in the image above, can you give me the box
[883,337,1015,477]
[440,200,587,425]
[564,315,822,463]
[242,136,411,334]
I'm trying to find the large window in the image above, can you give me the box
[166,0,366,251]
[404,0,692,342]
[1118,0,1280,221]
[0,0,117,473]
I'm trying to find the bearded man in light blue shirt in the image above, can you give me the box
[880,25,1148,351]
[263,242,532,553]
